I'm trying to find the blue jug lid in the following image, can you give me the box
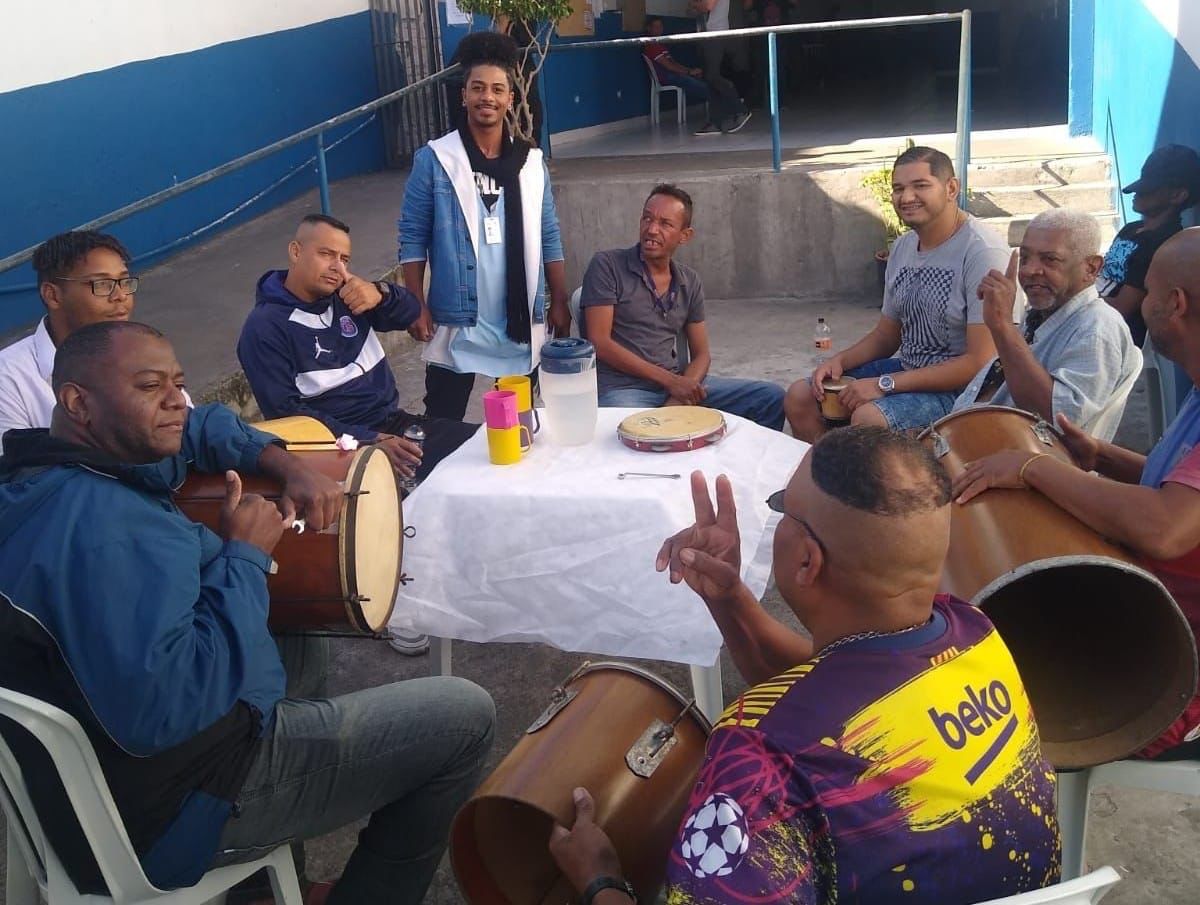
[541,337,595,360]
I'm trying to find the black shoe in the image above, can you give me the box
[724,110,753,134]
[694,122,721,136]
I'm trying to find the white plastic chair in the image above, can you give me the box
[1142,332,1181,445]
[568,286,690,368]
[1057,758,1200,881]
[972,867,1120,904]
[644,55,686,125]
[0,686,303,904]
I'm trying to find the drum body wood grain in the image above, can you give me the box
[176,445,402,634]
[617,406,726,453]
[921,406,1197,768]
[819,377,855,423]
[451,663,712,905]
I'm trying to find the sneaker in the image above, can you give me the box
[693,122,721,136]
[723,110,753,134]
[388,629,431,656]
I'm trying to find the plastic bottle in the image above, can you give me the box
[813,317,833,363]
[400,423,425,493]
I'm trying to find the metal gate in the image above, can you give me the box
[369,0,448,168]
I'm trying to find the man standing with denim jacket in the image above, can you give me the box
[398,32,571,421]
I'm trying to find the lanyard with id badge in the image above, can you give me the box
[477,172,504,246]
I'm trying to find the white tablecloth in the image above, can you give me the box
[392,408,807,666]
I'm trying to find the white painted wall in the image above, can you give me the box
[3,0,369,95]
[1144,0,1200,68]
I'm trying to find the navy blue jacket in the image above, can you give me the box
[237,271,421,442]
[0,405,285,892]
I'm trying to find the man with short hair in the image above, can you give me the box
[954,208,1142,440]
[580,184,785,430]
[955,227,1200,761]
[0,322,494,905]
[238,214,478,484]
[0,230,137,453]
[685,0,751,133]
[785,146,1010,441]
[642,19,717,136]
[550,427,1060,903]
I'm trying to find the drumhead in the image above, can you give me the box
[340,446,402,632]
[617,406,725,443]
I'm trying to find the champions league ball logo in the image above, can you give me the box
[679,793,751,879]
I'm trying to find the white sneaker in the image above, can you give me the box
[388,629,430,656]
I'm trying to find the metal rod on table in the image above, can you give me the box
[768,31,782,173]
[954,8,973,210]
[316,132,332,215]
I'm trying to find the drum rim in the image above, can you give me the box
[570,660,715,732]
[918,404,1053,440]
[616,407,727,445]
[337,446,403,633]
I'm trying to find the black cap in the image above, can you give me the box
[1122,144,1200,204]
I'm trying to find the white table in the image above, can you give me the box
[392,408,807,721]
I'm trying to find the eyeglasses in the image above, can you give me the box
[54,276,139,297]
[766,490,825,552]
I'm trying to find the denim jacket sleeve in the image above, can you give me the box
[399,148,434,264]
[541,162,565,264]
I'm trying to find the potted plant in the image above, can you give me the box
[861,165,909,294]
[455,0,575,144]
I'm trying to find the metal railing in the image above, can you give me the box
[1,10,973,278]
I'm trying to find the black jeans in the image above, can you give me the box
[423,364,540,423]
[375,408,479,483]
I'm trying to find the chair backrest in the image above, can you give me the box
[569,286,583,337]
[0,686,161,902]
[1087,341,1145,442]
[1143,331,1183,442]
[642,53,665,89]
[972,867,1121,905]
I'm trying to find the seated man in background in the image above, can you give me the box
[550,427,1060,902]
[0,230,137,453]
[785,146,1009,441]
[954,209,1142,440]
[955,227,1200,761]
[642,18,718,136]
[238,214,478,485]
[580,184,786,430]
[0,322,494,905]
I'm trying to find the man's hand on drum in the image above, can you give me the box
[656,471,743,607]
[953,450,1045,504]
[548,788,630,901]
[257,444,344,530]
[836,376,883,412]
[667,373,706,406]
[1056,412,1100,472]
[374,432,423,478]
[978,250,1020,331]
[219,471,288,555]
[809,357,843,402]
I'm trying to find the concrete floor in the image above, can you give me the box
[1,171,1197,902]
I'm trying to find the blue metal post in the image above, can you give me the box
[768,31,781,173]
[316,131,332,215]
[954,9,972,209]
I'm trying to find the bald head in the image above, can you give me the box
[1149,226,1200,300]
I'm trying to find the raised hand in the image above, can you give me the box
[335,261,385,315]
[978,250,1020,332]
[655,471,743,606]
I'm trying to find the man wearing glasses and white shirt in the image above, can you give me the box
[0,231,139,453]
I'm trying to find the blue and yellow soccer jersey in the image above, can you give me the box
[666,596,1060,904]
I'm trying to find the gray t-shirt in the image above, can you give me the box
[580,245,705,394]
[703,0,730,31]
[881,216,1010,370]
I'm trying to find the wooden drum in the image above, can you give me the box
[920,406,1198,768]
[176,445,402,635]
[451,662,712,904]
[617,406,727,453]
[819,377,855,423]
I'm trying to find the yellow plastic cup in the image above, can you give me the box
[495,375,540,442]
[487,425,532,464]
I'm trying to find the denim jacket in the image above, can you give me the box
[398,132,564,333]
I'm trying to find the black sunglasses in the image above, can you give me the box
[766,490,825,552]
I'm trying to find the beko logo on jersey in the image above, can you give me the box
[928,681,1013,750]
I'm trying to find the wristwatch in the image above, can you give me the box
[581,876,637,905]
[878,374,896,394]
[373,280,391,300]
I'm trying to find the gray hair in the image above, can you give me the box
[1025,209,1102,259]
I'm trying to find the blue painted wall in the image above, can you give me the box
[1076,0,1200,222]
[0,12,385,332]
[1068,0,1094,136]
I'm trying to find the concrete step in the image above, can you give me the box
[980,210,1122,248]
[967,155,1112,189]
[968,181,1117,217]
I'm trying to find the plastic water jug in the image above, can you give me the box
[539,338,598,446]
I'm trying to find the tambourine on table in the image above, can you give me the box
[616,406,727,453]
[175,416,404,636]
[452,662,711,905]
[921,405,1198,768]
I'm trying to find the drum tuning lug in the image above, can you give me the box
[526,686,578,733]
[929,430,949,459]
[398,573,413,585]
[1031,420,1056,446]
[626,718,679,778]
[403,526,416,538]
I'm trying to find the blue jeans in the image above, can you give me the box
[599,376,786,431]
[659,71,710,104]
[214,677,495,904]
[844,358,958,431]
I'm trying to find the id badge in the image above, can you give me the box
[484,216,502,245]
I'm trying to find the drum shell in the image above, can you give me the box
[819,378,855,423]
[922,406,1198,768]
[451,663,711,905]
[175,447,401,634]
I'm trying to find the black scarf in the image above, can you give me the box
[458,122,533,344]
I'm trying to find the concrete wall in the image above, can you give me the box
[551,164,884,300]
[0,1,386,332]
[1073,0,1200,221]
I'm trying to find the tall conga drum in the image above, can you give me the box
[451,662,712,905]
[921,406,1198,768]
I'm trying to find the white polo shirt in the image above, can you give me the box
[0,318,55,455]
